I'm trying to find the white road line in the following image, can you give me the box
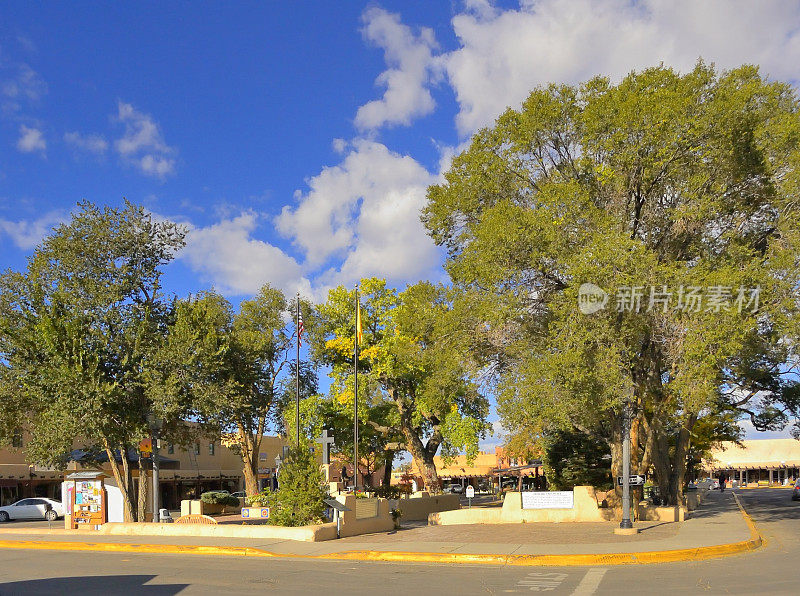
[570,568,607,595]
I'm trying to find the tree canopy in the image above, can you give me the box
[0,201,186,520]
[423,63,800,504]
[312,278,490,490]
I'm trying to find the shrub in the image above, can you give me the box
[200,491,239,507]
[246,490,271,507]
[373,485,403,499]
[263,441,326,527]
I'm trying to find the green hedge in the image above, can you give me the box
[200,491,240,507]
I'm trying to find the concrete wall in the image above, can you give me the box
[99,521,337,542]
[389,493,461,522]
[430,487,615,525]
[180,499,241,517]
[637,503,686,522]
[334,494,394,537]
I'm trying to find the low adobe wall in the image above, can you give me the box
[430,487,615,525]
[99,520,338,542]
[180,499,242,517]
[333,494,395,537]
[390,493,461,522]
[637,503,686,522]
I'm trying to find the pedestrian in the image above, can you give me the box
[720,475,726,493]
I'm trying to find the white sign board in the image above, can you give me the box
[521,491,574,510]
[465,485,475,499]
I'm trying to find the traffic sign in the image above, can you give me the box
[617,475,646,486]
[465,485,475,499]
[241,507,270,519]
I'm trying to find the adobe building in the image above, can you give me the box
[393,447,545,491]
[703,438,800,486]
[0,431,294,508]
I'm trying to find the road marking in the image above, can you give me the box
[516,571,567,591]
[570,568,607,595]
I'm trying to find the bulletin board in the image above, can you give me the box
[70,476,107,529]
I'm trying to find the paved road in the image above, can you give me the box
[0,488,795,595]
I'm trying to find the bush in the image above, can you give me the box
[200,491,239,507]
[246,490,271,507]
[262,441,327,527]
[373,484,403,499]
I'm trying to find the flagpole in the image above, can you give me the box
[354,285,359,491]
[296,292,300,449]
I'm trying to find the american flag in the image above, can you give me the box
[297,309,304,347]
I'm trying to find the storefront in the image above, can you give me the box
[704,439,800,486]
[0,465,62,505]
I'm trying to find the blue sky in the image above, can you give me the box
[3,1,800,447]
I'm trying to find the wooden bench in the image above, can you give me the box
[174,514,218,525]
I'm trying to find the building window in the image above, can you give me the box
[209,442,215,456]
[167,443,174,455]
[11,431,22,448]
[193,443,200,455]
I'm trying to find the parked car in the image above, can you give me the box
[231,491,246,499]
[792,479,800,501]
[0,498,64,522]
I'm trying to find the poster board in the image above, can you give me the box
[67,473,107,529]
[521,491,574,510]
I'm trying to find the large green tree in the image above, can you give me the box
[0,201,186,521]
[423,63,800,505]
[312,278,490,491]
[161,288,312,496]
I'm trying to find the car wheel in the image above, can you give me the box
[44,509,58,522]
[0,511,9,522]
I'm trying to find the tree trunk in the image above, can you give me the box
[670,414,696,507]
[394,389,441,493]
[382,450,394,488]
[103,440,135,522]
[236,427,260,496]
[608,416,623,509]
[137,453,148,522]
[401,429,439,492]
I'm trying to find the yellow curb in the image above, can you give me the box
[738,485,793,490]
[0,498,765,567]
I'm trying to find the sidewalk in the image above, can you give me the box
[0,490,760,566]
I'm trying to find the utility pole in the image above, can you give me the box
[296,293,301,448]
[146,413,163,523]
[353,285,359,491]
[620,398,633,530]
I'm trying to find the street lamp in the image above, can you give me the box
[146,412,163,523]
[620,397,633,531]
[274,454,283,491]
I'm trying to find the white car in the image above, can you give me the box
[0,498,64,522]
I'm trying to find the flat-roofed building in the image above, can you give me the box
[704,438,800,486]
[0,431,295,508]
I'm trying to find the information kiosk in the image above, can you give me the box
[65,472,108,530]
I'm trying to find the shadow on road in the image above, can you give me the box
[735,488,800,522]
[0,575,188,595]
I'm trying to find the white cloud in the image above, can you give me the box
[738,418,796,441]
[114,101,176,178]
[180,211,312,298]
[275,139,440,291]
[64,131,108,155]
[444,0,800,136]
[479,420,506,451]
[16,124,45,154]
[0,211,65,249]
[1,62,47,113]
[354,7,439,130]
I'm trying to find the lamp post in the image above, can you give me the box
[274,454,283,490]
[620,398,633,530]
[146,412,163,522]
